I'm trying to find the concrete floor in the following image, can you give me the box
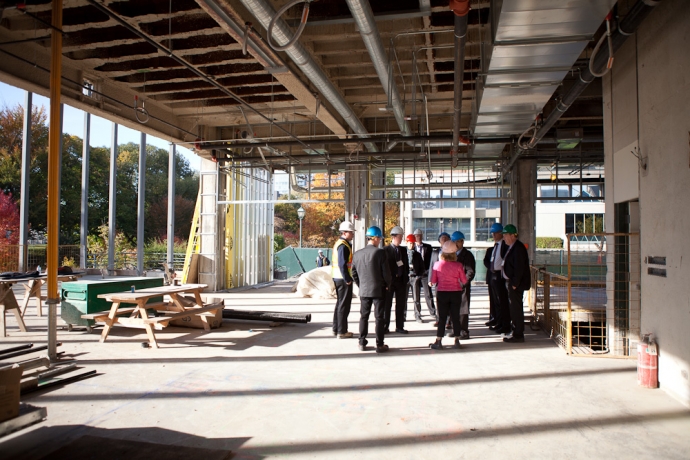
[1,280,689,459]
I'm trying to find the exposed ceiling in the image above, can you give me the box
[0,0,612,170]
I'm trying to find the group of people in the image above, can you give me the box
[330,221,531,353]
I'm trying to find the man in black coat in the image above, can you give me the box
[500,224,531,343]
[483,223,510,333]
[351,226,392,353]
[452,232,475,339]
[383,226,409,334]
[413,229,437,321]
[405,234,427,323]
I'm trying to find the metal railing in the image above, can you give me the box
[528,233,640,357]
[0,245,185,272]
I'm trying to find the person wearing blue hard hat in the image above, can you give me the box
[449,231,475,340]
[351,226,392,353]
[483,222,510,333]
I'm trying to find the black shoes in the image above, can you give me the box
[485,320,497,327]
[429,341,443,350]
[376,344,390,353]
[459,331,470,340]
[503,335,525,343]
[359,339,368,351]
[395,328,408,334]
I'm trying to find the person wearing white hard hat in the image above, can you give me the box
[316,249,330,268]
[411,228,437,323]
[331,221,356,339]
[428,240,468,349]
[383,225,409,334]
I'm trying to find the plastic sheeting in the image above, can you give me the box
[292,267,337,299]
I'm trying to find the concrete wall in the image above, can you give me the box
[603,0,690,406]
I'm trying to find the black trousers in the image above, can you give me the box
[332,278,353,334]
[384,279,407,330]
[487,275,498,322]
[359,297,385,347]
[507,283,525,337]
[410,275,437,320]
[436,291,461,338]
[490,272,510,329]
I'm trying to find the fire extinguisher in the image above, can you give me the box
[638,333,658,389]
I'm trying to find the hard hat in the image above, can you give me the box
[413,228,423,235]
[503,224,518,235]
[390,226,404,235]
[318,249,323,254]
[365,226,383,238]
[490,223,504,234]
[405,234,416,244]
[438,232,451,242]
[450,231,465,241]
[339,221,356,232]
[441,241,457,254]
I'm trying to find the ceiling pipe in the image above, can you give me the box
[345,0,411,137]
[238,0,377,152]
[525,0,661,149]
[450,0,470,165]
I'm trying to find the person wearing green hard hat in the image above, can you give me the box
[500,224,531,343]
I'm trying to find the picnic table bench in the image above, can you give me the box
[0,273,83,337]
[83,284,224,348]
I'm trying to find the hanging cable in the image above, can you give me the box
[267,0,315,52]
[134,95,149,124]
[589,12,615,78]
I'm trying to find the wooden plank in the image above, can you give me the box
[142,303,223,324]
[97,284,208,302]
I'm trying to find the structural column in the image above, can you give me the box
[137,134,146,275]
[19,92,32,272]
[80,112,90,270]
[107,123,118,272]
[345,164,367,251]
[515,159,537,261]
[167,144,176,269]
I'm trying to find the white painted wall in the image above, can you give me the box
[603,0,690,406]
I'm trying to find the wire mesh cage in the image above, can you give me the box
[529,233,640,357]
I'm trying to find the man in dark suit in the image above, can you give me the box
[351,226,392,353]
[383,225,409,334]
[406,234,427,323]
[413,229,436,322]
[501,224,531,343]
[483,223,510,333]
[451,231,475,339]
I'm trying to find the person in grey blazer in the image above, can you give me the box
[351,226,392,353]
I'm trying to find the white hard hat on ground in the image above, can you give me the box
[339,221,356,232]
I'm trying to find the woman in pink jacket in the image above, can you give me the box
[428,241,468,349]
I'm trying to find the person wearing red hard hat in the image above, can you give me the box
[405,234,426,323]
[428,240,468,350]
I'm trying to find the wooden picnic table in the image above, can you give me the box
[83,284,224,348]
[0,273,83,337]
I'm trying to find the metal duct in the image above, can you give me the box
[238,0,377,152]
[450,0,470,159]
[346,0,411,136]
[527,0,662,148]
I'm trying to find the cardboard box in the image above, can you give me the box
[170,305,223,329]
[0,364,22,423]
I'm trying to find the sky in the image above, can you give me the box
[0,81,200,170]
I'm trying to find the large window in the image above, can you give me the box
[413,218,470,241]
[566,213,604,240]
[475,218,497,242]
[475,189,501,209]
